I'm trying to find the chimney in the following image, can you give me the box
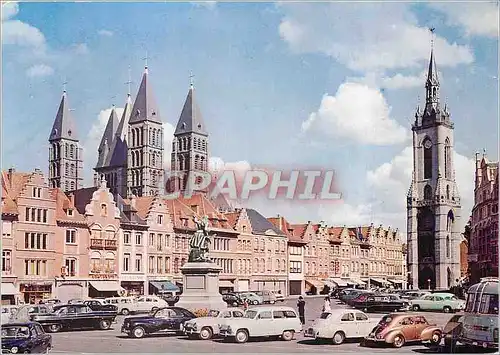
[130,195,137,210]
[8,167,15,187]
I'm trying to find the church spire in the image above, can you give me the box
[128,63,161,124]
[425,28,439,106]
[49,88,78,141]
[174,74,208,136]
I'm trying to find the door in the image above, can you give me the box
[399,317,417,341]
[152,308,175,332]
[255,310,273,336]
[354,312,370,337]
[170,308,188,330]
[340,312,356,338]
[29,326,42,353]
[413,316,429,340]
[418,295,434,310]
[431,296,443,311]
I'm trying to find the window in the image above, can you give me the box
[101,204,107,216]
[284,310,297,318]
[273,311,285,319]
[258,311,272,319]
[24,233,47,250]
[290,261,302,273]
[135,254,142,272]
[424,184,432,200]
[2,250,12,273]
[423,139,432,179]
[157,215,163,225]
[355,313,368,321]
[65,229,76,244]
[149,256,155,274]
[341,313,355,321]
[65,258,76,276]
[123,253,130,272]
[2,221,12,238]
[446,236,450,258]
[24,259,47,276]
[149,233,155,247]
[124,232,131,244]
[32,187,41,198]
[135,233,142,245]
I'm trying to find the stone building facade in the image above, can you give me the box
[468,152,499,283]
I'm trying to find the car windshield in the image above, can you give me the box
[1,326,30,338]
[208,310,220,317]
[245,310,258,319]
[319,312,331,319]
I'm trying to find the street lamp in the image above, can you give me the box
[427,279,431,290]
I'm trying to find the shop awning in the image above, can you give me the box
[323,280,335,288]
[327,278,348,287]
[1,283,19,295]
[219,281,234,288]
[388,279,404,284]
[150,281,180,293]
[370,277,389,285]
[350,278,366,285]
[306,279,324,289]
[89,281,123,292]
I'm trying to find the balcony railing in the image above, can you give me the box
[90,239,117,250]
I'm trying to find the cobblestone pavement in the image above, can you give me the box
[48,297,494,353]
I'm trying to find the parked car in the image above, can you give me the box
[352,294,409,313]
[218,306,302,344]
[1,306,18,324]
[39,299,60,305]
[1,322,52,354]
[364,314,442,348]
[271,291,285,302]
[121,306,195,338]
[222,293,244,307]
[82,299,118,313]
[304,309,379,345]
[346,292,375,306]
[252,290,277,304]
[410,293,466,313]
[118,295,169,315]
[31,304,117,333]
[237,292,263,305]
[442,314,464,351]
[340,290,371,304]
[103,297,137,315]
[399,291,430,301]
[183,307,245,340]
[67,299,85,304]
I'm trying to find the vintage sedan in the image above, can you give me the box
[183,308,245,340]
[121,307,195,338]
[364,314,442,348]
[410,293,466,313]
[222,294,244,307]
[218,306,302,344]
[352,294,409,313]
[31,305,116,333]
[305,309,379,345]
[1,322,52,354]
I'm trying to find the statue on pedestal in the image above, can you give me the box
[188,215,214,262]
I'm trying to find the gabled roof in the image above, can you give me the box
[116,194,147,226]
[70,187,98,215]
[328,227,343,243]
[49,91,78,142]
[96,107,119,169]
[50,188,86,224]
[106,95,132,168]
[1,171,19,215]
[224,211,239,229]
[128,68,161,124]
[174,85,208,136]
[246,209,285,236]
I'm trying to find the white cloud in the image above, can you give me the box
[278,3,474,72]
[98,29,114,37]
[25,64,54,78]
[2,20,46,49]
[366,145,475,235]
[72,43,89,55]
[1,1,19,21]
[429,2,499,38]
[302,82,409,145]
[162,122,175,170]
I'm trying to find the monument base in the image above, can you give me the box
[175,262,227,312]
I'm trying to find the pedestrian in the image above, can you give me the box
[243,298,249,311]
[297,296,306,325]
[322,296,331,313]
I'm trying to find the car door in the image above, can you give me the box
[170,308,190,330]
[418,295,433,310]
[413,316,429,340]
[255,310,273,336]
[431,296,443,311]
[340,312,356,338]
[153,308,176,332]
[400,317,416,341]
[354,312,371,337]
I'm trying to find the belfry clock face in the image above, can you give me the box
[424,140,432,149]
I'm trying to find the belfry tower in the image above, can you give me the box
[406,33,462,290]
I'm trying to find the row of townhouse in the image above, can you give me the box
[1,168,407,305]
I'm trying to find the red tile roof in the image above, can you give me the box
[50,188,86,224]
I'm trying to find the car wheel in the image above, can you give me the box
[412,305,420,311]
[132,326,146,339]
[443,306,452,313]
[270,300,276,304]
[48,324,61,333]
[280,299,285,302]
[121,308,130,316]
[332,331,345,345]
[252,300,258,305]
[430,331,442,345]
[199,327,213,340]
[282,330,294,341]
[99,319,111,330]
[393,335,405,348]
[235,329,249,344]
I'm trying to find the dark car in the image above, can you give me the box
[340,289,371,304]
[347,292,375,306]
[83,300,118,313]
[1,322,52,354]
[352,294,409,313]
[222,293,244,307]
[31,304,117,333]
[121,306,196,338]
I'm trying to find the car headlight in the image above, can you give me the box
[11,347,19,354]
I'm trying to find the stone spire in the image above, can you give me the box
[174,78,208,136]
[425,29,440,107]
[49,90,78,142]
[95,106,119,169]
[128,66,161,124]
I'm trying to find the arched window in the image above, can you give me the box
[445,138,451,179]
[132,129,136,147]
[446,185,450,200]
[65,163,69,176]
[70,164,75,177]
[200,156,205,170]
[156,130,160,147]
[152,129,156,146]
[423,139,432,179]
[194,155,200,170]
[152,154,156,167]
[424,184,432,200]
[446,236,450,258]
[65,143,69,157]
[70,181,75,190]
[447,210,454,233]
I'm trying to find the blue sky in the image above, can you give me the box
[2,1,498,234]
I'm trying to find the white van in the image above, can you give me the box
[106,295,168,315]
[104,297,136,315]
[219,306,302,343]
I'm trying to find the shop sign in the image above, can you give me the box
[90,274,116,280]
[58,281,85,287]
[121,274,146,282]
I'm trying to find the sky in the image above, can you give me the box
[2,1,499,236]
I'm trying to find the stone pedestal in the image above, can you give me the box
[175,262,227,312]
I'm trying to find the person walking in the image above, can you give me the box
[322,296,332,313]
[297,296,306,325]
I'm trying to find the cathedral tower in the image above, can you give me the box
[170,78,209,193]
[126,65,164,197]
[407,41,462,290]
[48,89,83,192]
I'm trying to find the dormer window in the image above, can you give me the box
[157,214,163,225]
[67,209,73,217]
[101,203,107,217]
